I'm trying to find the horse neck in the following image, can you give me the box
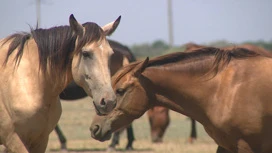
[4,39,73,98]
[44,68,73,96]
[142,62,218,124]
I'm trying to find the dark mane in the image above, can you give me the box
[147,47,260,67]
[108,39,136,62]
[2,22,104,77]
[113,47,263,84]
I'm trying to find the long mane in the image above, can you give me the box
[113,47,265,84]
[2,22,104,75]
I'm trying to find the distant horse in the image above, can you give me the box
[147,43,272,144]
[147,106,197,143]
[57,39,136,151]
[91,47,272,153]
[0,14,120,153]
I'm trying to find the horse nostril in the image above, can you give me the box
[90,125,100,137]
[113,101,117,108]
[100,98,106,106]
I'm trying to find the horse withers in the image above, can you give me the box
[90,47,272,153]
[0,15,120,153]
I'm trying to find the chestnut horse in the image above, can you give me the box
[147,106,197,143]
[147,43,272,144]
[56,39,136,150]
[91,47,272,153]
[0,14,120,153]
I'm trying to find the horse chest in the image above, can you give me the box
[204,125,237,151]
[8,98,61,140]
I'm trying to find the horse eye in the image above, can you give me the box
[116,88,125,96]
[82,51,91,58]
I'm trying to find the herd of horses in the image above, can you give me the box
[0,14,272,153]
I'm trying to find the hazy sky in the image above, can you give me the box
[0,0,271,46]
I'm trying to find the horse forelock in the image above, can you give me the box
[74,22,105,53]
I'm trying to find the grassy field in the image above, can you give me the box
[0,97,218,153]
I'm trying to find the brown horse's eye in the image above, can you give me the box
[116,88,125,96]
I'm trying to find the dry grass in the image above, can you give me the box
[0,97,218,153]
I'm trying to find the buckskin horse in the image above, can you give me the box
[0,14,120,153]
[147,43,272,144]
[90,47,272,153]
[56,39,136,151]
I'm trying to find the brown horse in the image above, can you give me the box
[147,106,170,143]
[90,47,272,153]
[147,106,197,143]
[0,14,120,153]
[147,43,272,144]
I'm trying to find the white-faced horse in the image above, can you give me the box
[0,14,120,153]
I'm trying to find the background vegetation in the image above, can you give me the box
[130,40,272,59]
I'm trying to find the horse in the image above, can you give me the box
[147,106,197,143]
[146,43,272,144]
[56,39,136,151]
[0,14,120,153]
[90,47,272,153]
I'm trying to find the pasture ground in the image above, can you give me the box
[0,97,218,153]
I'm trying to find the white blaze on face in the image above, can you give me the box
[87,43,112,87]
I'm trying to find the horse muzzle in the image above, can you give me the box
[90,124,112,142]
[93,94,117,115]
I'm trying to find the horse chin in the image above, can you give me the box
[90,124,112,142]
[91,130,112,142]
[98,131,112,142]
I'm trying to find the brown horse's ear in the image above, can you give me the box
[69,14,84,36]
[102,16,121,36]
[184,42,205,52]
[133,57,149,77]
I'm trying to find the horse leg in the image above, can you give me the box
[125,124,135,150]
[188,118,197,143]
[4,132,29,153]
[28,136,48,153]
[54,124,67,150]
[108,131,120,151]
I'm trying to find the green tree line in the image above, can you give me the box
[129,39,272,59]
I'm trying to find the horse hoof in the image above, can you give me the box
[107,146,116,152]
[187,137,197,144]
[60,149,68,153]
[126,146,134,150]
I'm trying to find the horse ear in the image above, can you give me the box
[69,14,84,36]
[102,16,121,36]
[133,57,149,77]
